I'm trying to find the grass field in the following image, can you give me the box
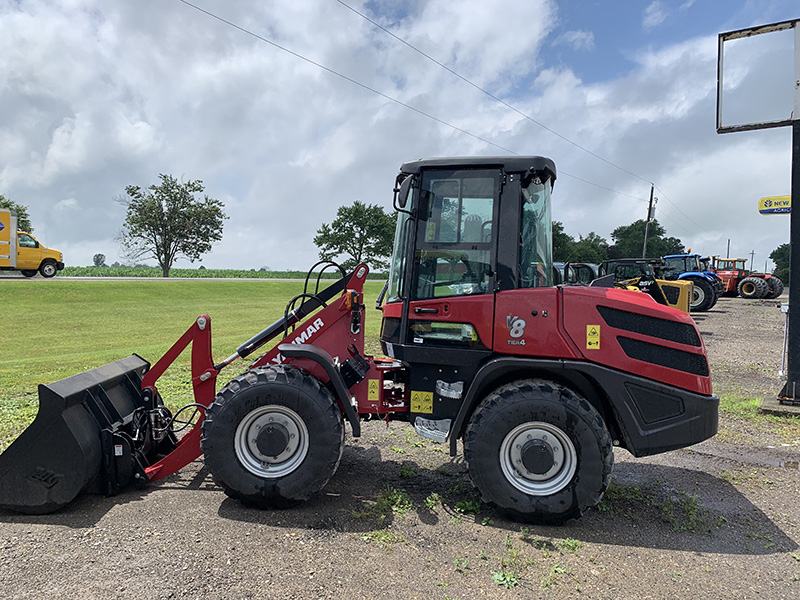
[0,279,386,450]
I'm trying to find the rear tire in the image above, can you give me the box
[20,270,37,277]
[464,379,613,524]
[766,277,785,299]
[738,277,768,299]
[689,278,715,312]
[201,365,344,508]
[39,261,57,278]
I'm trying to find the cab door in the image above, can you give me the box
[406,168,500,351]
[17,233,42,269]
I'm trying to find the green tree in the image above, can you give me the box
[770,243,790,286]
[552,221,576,262]
[572,232,609,263]
[92,253,107,267]
[118,174,227,277]
[608,219,683,259]
[313,201,396,271]
[0,195,33,232]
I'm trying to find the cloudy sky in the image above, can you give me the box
[1,0,798,271]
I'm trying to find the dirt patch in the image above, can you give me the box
[1,295,799,599]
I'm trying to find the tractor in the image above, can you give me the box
[0,156,718,524]
[598,257,694,313]
[660,253,722,312]
[710,256,784,299]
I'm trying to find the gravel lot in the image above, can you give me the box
[1,294,798,600]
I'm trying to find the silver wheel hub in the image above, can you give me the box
[499,422,577,495]
[235,405,309,478]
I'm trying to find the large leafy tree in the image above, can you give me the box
[770,243,790,286]
[0,195,33,232]
[118,174,227,277]
[573,232,609,263]
[552,221,575,262]
[608,219,683,259]
[552,221,608,263]
[313,201,396,271]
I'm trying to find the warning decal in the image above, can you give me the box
[586,325,600,350]
[410,391,434,413]
[367,379,380,402]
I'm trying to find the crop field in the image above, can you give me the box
[61,266,388,279]
[0,279,386,451]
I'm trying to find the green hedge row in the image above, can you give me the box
[60,266,388,280]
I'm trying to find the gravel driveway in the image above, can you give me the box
[1,295,798,600]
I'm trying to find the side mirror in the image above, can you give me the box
[394,175,413,210]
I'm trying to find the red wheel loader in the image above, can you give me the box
[0,157,718,523]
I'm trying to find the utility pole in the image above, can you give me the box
[642,185,655,258]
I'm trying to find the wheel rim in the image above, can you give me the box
[691,286,704,307]
[499,421,577,495]
[234,405,309,478]
[742,282,754,295]
[42,264,56,276]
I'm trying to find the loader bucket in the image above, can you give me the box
[0,355,157,514]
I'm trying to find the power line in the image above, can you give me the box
[334,0,652,186]
[177,0,517,155]
[336,0,718,242]
[176,0,647,204]
[177,1,714,244]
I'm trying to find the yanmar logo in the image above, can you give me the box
[271,317,324,364]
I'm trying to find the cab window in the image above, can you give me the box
[18,234,37,248]
[413,171,497,300]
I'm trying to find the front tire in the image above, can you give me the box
[464,379,613,524]
[738,276,768,299]
[689,278,715,311]
[201,365,344,508]
[766,277,784,299]
[39,261,57,278]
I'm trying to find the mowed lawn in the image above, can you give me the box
[0,279,386,450]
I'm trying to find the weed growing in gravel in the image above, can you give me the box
[353,486,412,521]
[398,467,417,478]
[598,482,724,532]
[403,431,425,447]
[389,446,406,454]
[540,564,567,588]
[423,492,442,509]
[491,569,520,588]
[454,496,481,515]
[362,530,402,549]
[720,467,777,489]
[454,557,470,575]
[559,538,582,555]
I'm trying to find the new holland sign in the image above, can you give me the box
[758,195,791,214]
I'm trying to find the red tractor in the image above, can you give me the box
[710,256,784,299]
[0,157,718,524]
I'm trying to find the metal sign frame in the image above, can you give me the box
[716,19,799,134]
[716,18,800,405]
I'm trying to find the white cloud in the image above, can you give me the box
[553,30,596,52]
[643,1,668,30]
[0,0,791,274]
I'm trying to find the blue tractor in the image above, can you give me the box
[659,253,723,312]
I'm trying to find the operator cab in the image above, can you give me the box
[380,157,556,423]
[384,156,556,308]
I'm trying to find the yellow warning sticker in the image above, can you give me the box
[367,379,380,402]
[410,391,434,413]
[586,324,601,350]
